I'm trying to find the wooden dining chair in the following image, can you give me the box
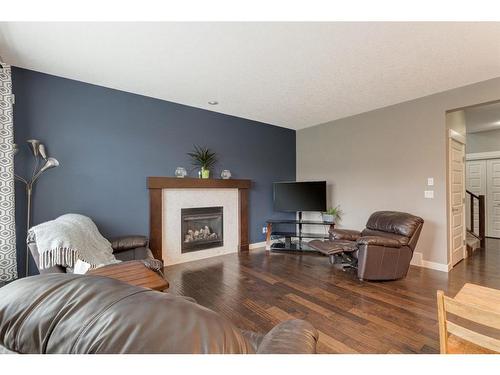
[436,290,500,354]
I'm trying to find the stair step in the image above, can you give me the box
[466,232,481,253]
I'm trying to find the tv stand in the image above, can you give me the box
[265,212,335,252]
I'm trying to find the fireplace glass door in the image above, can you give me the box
[181,207,223,253]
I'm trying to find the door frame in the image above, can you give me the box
[466,151,500,161]
[447,129,467,270]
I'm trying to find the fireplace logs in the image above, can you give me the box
[184,226,219,243]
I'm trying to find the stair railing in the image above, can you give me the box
[466,190,485,247]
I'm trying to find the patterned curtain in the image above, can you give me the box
[0,61,17,281]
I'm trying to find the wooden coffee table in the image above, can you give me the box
[88,260,168,291]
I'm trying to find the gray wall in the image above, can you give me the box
[297,77,500,266]
[12,68,296,277]
[466,129,500,153]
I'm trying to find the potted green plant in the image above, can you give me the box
[187,145,217,179]
[323,205,343,224]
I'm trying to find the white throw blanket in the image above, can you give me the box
[27,214,119,272]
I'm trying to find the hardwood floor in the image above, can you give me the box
[164,238,500,354]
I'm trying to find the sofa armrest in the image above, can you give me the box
[329,228,361,241]
[357,236,401,248]
[109,235,149,253]
[257,319,318,354]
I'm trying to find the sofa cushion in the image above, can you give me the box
[0,274,254,354]
[365,211,423,238]
[0,274,318,354]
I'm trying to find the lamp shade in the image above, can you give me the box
[26,139,40,157]
[33,157,59,181]
[39,157,59,173]
[38,143,48,160]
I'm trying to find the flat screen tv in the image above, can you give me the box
[273,181,326,212]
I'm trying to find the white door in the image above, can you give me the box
[466,160,486,233]
[449,139,466,267]
[487,159,500,238]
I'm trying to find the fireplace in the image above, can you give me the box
[148,177,250,265]
[181,206,224,253]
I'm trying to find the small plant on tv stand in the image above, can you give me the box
[323,205,343,224]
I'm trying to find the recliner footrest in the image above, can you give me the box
[308,240,358,255]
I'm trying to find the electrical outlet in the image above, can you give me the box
[262,226,267,234]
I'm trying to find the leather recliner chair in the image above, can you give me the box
[0,274,318,354]
[28,235,155,274]
[312,211,424,281]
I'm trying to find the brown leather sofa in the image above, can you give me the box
[311,211,424,281]
[0,274,318,354]
[28,235,154,274]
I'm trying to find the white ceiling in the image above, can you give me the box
[1,22,500,130]
[465,101,500,133]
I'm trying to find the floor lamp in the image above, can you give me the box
[14,139,59,276]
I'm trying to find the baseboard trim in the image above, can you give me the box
[249,241,266,250]
[411,252,449,272]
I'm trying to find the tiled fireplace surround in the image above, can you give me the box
[147,177,251,266]
[163,189,238,265]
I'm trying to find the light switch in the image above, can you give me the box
[424,190,434,199]
[427,177,434,186]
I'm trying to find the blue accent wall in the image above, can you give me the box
[12,67,296,277]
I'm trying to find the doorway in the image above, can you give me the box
[447,100,500,269]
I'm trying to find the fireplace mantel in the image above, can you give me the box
[147,177,252,263]
[147,177,251,189]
